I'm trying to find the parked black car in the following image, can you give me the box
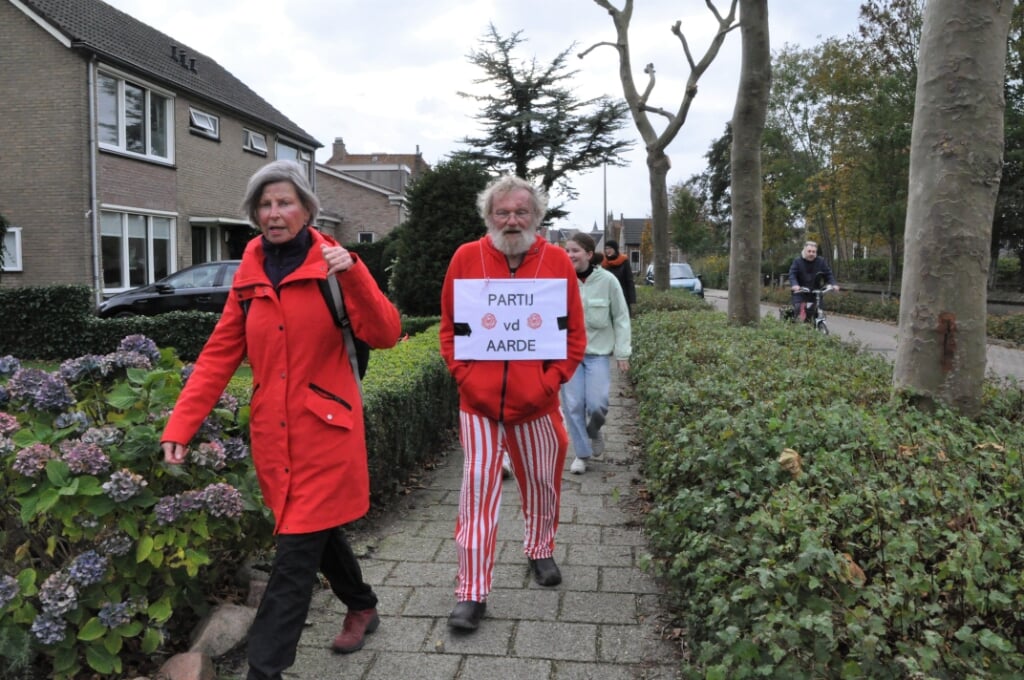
[97,260,241,318]
[644,262,704,297]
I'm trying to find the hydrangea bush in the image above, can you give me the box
[0,336,271,679]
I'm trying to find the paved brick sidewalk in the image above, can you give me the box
[233,366,682,679]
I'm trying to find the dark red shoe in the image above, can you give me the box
[331,608,380,653]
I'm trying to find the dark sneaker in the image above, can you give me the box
[448,600,486,631]
[529,557,562,586]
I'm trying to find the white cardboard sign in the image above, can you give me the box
[452,278,567,360]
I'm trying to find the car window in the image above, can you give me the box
[220,262,240,286]
[164,266,214,289]
[670,263,695,279]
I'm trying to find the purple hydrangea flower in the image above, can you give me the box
[180,363,196,383]
[97,601,132,629]
[106,350,153,371]
[0,574,19,610]
[0,355,21,376]
[81,426,123,448]
[54,411,90,433]
[224,437,250,462]
[59,440,111,476]
[58,355,109,382]
[0,411,18,436]
[102,469,148,502]
[12,443,57,478]
[31,613,67,645]
[118,334,160,364]
[96,531,133,558]
[217,392,240,414]
[38,571,77,616]
[191,441,227,470]
[68,550,108,587]
[0,385,8,407]
[8,368,75,412]
[0,436,13,456]
[196,415,223,440]
[202,483,244,519]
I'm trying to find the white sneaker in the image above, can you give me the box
[570,457,586,474]
[501,453,512,479]
[590,432,605,458]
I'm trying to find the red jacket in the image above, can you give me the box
[440,235,585,424]
[162,229,401,534]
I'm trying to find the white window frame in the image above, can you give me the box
[2,227,23,272]
[188,107,220,139]
[276,139,314,180]
[358,232,375,244]
[96,68,175,163]
[244,129,268,155]
[100,209,176,293]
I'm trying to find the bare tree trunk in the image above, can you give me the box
[585,0,739,290]
[727,0,770,325]
[893,0,1013,416]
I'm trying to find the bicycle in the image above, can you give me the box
[779,284,835,335]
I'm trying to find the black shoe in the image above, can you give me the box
[529,557,562,586]
[448,601,486,631]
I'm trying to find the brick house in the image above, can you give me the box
[0,0,320,300]
[317,137,431,244]
[607,216,683,275]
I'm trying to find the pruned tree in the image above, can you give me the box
[726,0,770,325]
[456,24,633,221]
[892,0,1014,416]
[583,0,739,290]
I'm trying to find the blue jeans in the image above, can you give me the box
[560,354,610,459]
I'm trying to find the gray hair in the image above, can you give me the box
[241,160,320,225]
[476,175,548,230]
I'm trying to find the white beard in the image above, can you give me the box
[489,225,536,257]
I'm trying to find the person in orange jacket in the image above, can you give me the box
[439,175,586,631]
[160,160,401,680]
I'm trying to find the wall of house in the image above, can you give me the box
[0,3,94,288]
[316,172,405,244]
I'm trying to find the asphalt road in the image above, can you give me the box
[703,289,1024,383]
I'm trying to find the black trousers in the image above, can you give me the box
[246,527,378,680]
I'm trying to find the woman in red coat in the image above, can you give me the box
[161,160,401,680]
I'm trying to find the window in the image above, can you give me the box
[189,107,219,139]
[1,227,23,272]
[630,249,640,273]
[97,71,173,162]
[276,140,313,180]
[244,129,268,155]
[191,225,224,264]
[101,210,174,291]
[358,232,375,244]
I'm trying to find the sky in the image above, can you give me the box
[101,0,865,233]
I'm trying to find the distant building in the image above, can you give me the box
[607,216,683,274]
[317,137,430,244]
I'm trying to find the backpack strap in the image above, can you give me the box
[322,275,363,394]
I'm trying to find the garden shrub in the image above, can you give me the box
[0,336,270,679]
[631,309,1024,678]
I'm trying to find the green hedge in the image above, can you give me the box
[630,307,1024,678]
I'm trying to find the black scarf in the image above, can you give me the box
[576,264,595,282]
[261,226,312,289]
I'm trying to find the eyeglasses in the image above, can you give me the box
[493,209,531,220]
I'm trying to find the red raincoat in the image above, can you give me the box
[162,229,401,534]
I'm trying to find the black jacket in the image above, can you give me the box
[788,255,836,290]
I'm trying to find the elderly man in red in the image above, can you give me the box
[439,175,586,632]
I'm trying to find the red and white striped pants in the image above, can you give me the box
[454,409,568,602]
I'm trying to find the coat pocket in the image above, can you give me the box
[306,383,355,430]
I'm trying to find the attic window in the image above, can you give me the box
[244,129,268,155]
[189,108,219,139]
